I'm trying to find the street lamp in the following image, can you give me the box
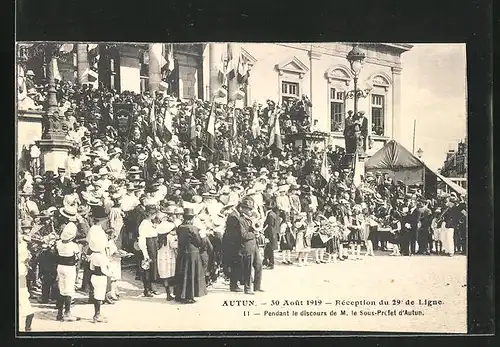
[346,44,366,117]
[417,147,423,159]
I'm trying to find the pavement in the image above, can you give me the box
[21,251,467,334]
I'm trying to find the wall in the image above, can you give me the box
[120,55,141,93]
[17,110,43,164]
[241,43,403,145]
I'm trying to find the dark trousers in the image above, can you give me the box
[142,268,154,293]
[418,227,430,254]
[409,230,418,254]
[241,247,263,292]
[263,243,274,266]
[229,256,242,290]
[40,273,58,301]
[400,232,410,256]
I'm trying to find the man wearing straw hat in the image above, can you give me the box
[55,206,80,322]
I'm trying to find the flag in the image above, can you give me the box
[52,57,61,81]
[150,44,167,72]
[250,103,260,139]
[320,150,331,183]
[163,105,173,143]
[237,56,250,85]
[231,108,238,138]
[189,102,197,151]
[218,51,227,86]
[203,102,216,155]
[226,45,237,81]
[268,110,283,151]
[166,44,175,74]
[149,100,157,137]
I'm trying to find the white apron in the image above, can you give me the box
[91,275,108,301]
[57,264,77,296]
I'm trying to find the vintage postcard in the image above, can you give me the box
[16,42,468,334]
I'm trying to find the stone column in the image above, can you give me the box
[148,43,163,94]
[36,44,75,173]
[391,66,402,141]
[209,43,227,102]
[308,48,321,124]
[77,43,89,85]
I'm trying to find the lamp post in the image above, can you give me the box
[345,44,366,117]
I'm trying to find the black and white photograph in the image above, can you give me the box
[16,42,469,334]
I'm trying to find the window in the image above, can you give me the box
[281,81,299,104]
[330,88,345,132]
[371,94,385,136]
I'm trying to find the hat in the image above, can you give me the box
[20,219,33,229]
[60,223,77,241]
[208,189,219,197]
[26,70,35,76]
[98,167,109,176]
[59,206,78,221]
[58,167,66,173]
[239,198,254,210]
[246,188,257,196]
[91,205,107,220]
[174,207,184,214]
[290,184,300,191]
[301,185,311,193]
[168,164,180,173]
[190,179,201,186]
[108,147,122,157]
[220,186,231,194]
[36,210,52,219]
[183,207,196,217]
[259,168,269,175]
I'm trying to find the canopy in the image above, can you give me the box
[365,140,426,185]
[365,139,467,196]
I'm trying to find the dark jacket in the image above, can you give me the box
[263,210,280,251]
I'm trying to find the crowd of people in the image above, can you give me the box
[17,81,467,332]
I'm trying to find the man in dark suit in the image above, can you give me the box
[407,199,423,255]
[54,167,73,206]
[417,199,432,255]
[263,201,280,269]
[223,199,263,294]
[343,110,356,154]
[358,111,369,153]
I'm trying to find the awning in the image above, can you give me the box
[435,172,467,196]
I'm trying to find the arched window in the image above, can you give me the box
[325,65,353,132]
[367,72,392,137]
[276,56,309,105]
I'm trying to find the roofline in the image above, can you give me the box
[380,43,414,52]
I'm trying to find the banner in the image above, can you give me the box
[113,103,134,137]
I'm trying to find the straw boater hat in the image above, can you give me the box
[98,167,109,176]
[168,164,180,173]
[60,223,77,242]
[108,147,122,157]
[59,206,77,221]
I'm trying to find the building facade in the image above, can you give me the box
[19,42,412,163]
[440,139,467,178]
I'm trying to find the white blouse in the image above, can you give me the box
[138,219,157,259]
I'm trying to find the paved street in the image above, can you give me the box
[24,252,467,334]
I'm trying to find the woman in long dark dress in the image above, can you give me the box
[174,208,207,304]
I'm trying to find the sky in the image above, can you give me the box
[399,43,467,170]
